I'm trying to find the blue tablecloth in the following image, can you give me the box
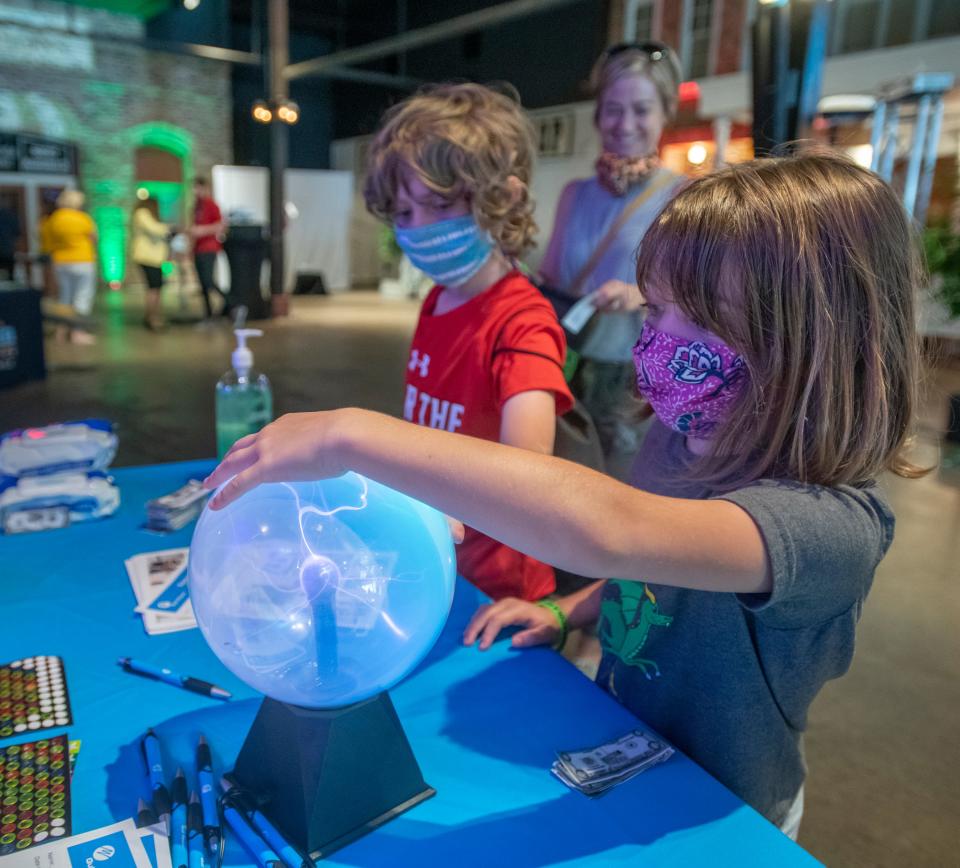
[1,461,821,867]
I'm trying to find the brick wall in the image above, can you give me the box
[715,0,748,75]
[659,0,684,55]
[0,0,232,279]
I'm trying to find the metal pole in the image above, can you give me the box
[791,0,829,141]
[915,96,945,226]
[397,0,408,77]
[902,93,931,218]
[268,0,288,305]
[879,102,899,181]
[320,67,422,89]
[869,101,886,172]
[751,0,790,155]
[285,0,584,80]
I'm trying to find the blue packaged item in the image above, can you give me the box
[0,419,117,478]
[0,471,120,533]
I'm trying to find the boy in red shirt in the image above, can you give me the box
[190,176,228,322]
[364,83,574,601]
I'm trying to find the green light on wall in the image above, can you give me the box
[92,206,127,284]
[136,180,184,223]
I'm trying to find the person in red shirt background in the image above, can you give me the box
[190,176,229,322]
[364,83,574,602]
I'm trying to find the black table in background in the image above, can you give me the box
[0,285,45,389]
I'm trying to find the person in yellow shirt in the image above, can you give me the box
[46,190,98,344]
[131,196,170,331]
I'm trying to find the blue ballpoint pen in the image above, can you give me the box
[221,779,311,868]
[196,735,220,855]
[221,803,283,868]
[187,792,206,868]
[119,658,231,699]
[170,768,189,868]
[141,728,172,836]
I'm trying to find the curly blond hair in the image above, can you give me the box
[363,82,537,255]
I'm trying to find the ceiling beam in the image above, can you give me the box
[285,0,585,81]
[319,67,423,89]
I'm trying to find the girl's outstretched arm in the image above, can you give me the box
[205,409,771,595]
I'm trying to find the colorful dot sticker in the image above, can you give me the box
[0,733,72,855]
[0,657,73,740]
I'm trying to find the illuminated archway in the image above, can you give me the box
[93,122,195,284]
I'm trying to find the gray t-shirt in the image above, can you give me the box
[597,421,895,826]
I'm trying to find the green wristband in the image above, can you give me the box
[537,600,569,651]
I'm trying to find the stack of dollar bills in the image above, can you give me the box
[552,729,674,797]
[145,479,209,532]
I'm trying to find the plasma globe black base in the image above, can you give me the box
[229,692,435,859]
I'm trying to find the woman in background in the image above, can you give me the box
[131,196,170,331]
[538,42,683,467]
[46,189,98,345]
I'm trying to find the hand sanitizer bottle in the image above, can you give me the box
[215,329,273,459]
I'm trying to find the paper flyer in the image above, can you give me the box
[0,819,151,868]
[136,830,170,868]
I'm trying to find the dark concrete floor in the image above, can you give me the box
[3,288,959,867]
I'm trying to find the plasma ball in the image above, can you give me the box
[188,474,456,708]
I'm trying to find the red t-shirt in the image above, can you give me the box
[404,271,574,601]
[193,196,223,254]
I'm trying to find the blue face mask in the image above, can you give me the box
[394,215,495,286]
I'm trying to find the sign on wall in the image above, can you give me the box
[0,133,77,174]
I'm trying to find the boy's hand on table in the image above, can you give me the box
[463,597,561,651]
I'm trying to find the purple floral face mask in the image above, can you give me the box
[633,321,747,436]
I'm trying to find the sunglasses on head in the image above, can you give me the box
[603,41,671,63]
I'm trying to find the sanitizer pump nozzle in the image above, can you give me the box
[216,328,273,459]
[232,329,263,378]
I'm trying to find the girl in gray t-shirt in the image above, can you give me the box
[204,154,928,837]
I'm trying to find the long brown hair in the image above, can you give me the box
[636,152,927,488]
[363,82,537,255]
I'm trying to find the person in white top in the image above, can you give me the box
[131,196,170,330]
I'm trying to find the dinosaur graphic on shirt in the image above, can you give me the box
[600,582,673,684]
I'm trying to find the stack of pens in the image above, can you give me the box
[136,728,314,868]
[220,778,314,868]
[137,730,222,868]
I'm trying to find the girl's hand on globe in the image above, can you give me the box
[205,411,467,544]
[204,411,347,509]
[463,598,561,651]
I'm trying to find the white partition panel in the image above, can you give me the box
[211,165,353,292]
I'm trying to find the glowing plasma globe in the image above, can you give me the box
[188,474,456,708]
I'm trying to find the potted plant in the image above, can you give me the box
[924,223,960,319]
[923,223,960,443]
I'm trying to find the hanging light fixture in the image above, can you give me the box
[276,100,300,125]
[252,99,273,124]
[252,99,299,125]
